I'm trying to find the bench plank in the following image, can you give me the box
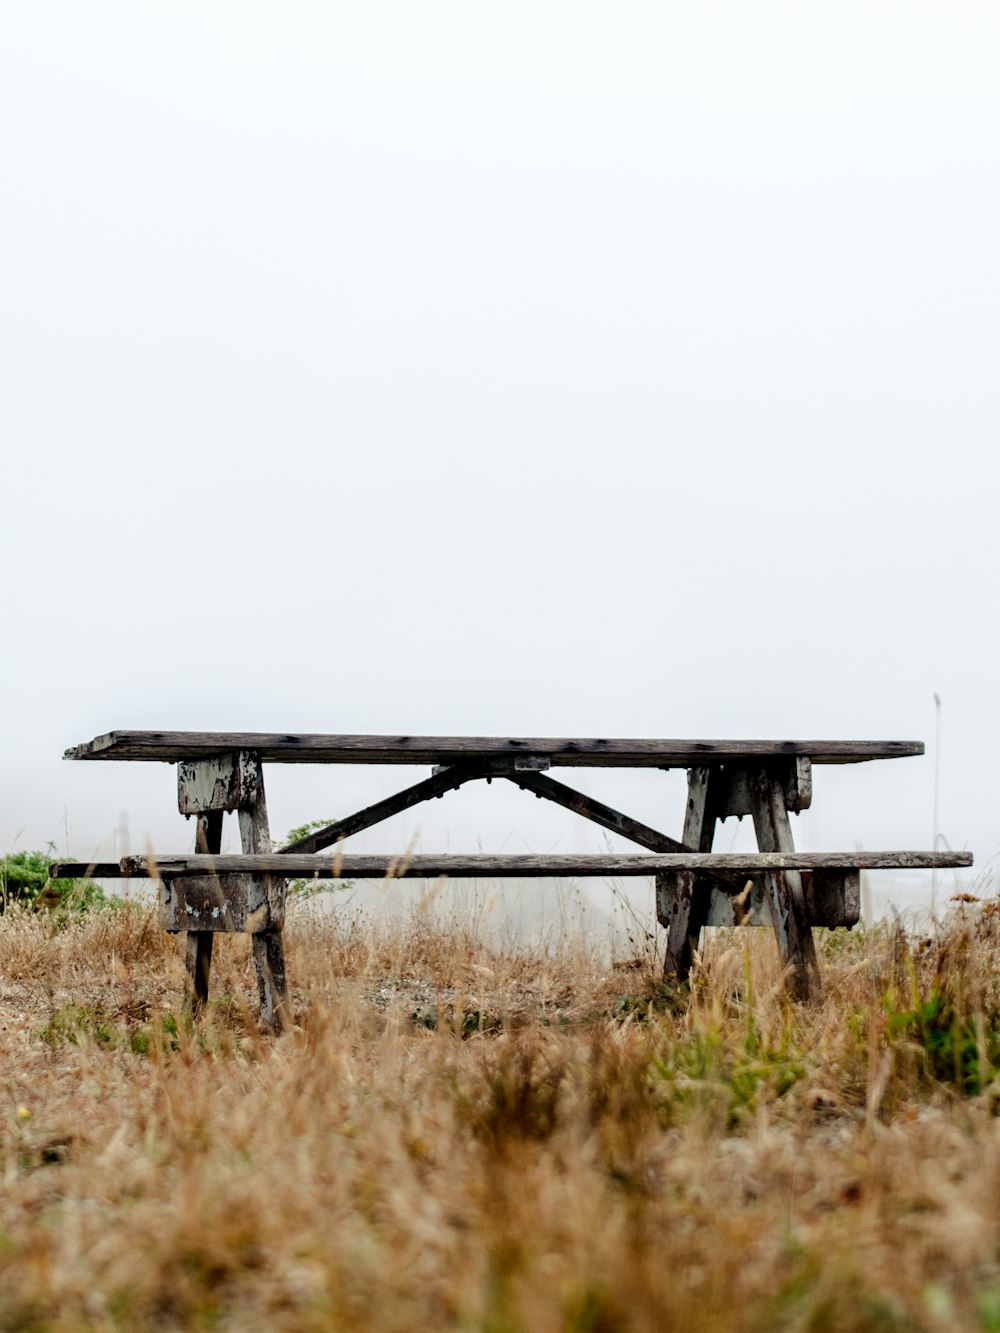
[64,732,925,767]
[118,850,972,879]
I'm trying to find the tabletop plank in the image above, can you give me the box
[64,732,925,766]
[117,850,971,879]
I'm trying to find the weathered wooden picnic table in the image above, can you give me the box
[53,731,971,1025]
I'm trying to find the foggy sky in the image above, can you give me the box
[2,3,997,910]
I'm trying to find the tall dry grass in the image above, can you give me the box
[2,891,1000,1330]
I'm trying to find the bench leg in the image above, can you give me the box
[238,765,289,1032]
[658,767,718,983]
[183,810,223,1017]
[658,869,703,983]
[184,932,213,1015]
[252,931,288,1033]
[747,766,822,1001]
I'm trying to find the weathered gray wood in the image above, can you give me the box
[280,765,484,855]
[64,732,926,767]
[252,932,287,1032]
[705,879,769,927]
[237,759,287,1031]
[184,932,211,1012]
[121,849,972,878]
[810,868,861,929]
[183,811,222,1017]
[49,862,122,878]
[748,766,822,1001]
[162,874,269,932]
[505,771,781,940]
[237,757,285,929]
[658,767,719,982]
[704,869,860,929]
[786,756,813,813]
[434,755,551,775]
[178,751,258,815]
[716,757,813,816]
[506,772,685,853]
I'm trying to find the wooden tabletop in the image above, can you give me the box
[64,731,925,767]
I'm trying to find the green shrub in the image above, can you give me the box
[0,844,109,913]
[887,988,1000,1096]
[277,820,353,900]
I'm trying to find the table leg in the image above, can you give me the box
[184,810,223,1016]
[185,932,213,1013]
[239,763,288,1032]
[658,767,719,982]
[252,932,287,1031]
[747,766,821,1001]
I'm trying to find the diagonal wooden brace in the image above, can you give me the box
[658,767,721,983]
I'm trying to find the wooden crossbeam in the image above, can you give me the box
[63,732,925,766]
[116,851,973,880]
[505,771,681,853]
[279,765,482,855]
[505,770,772,905]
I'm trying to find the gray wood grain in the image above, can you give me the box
[163,873,268,932]
[659,767,718,982]
[237,756,285,930]
[237,758,287,1032]
[177,751,259,815]
[505,771,684,853]
[703,870,860,930]
[49,862,122,878]
[280,765,484,854]
[183,811,222,1016]
[748,766,822,1001]
[120,850,972,878]
[63,732,926,767]
[508,769,771,907]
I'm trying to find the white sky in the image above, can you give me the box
[2,2,998,910]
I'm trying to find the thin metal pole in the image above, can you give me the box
[931,692,942,920]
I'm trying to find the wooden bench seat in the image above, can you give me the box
[48,849,968,938]
[115,850,971,878]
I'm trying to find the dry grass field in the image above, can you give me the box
[2,887,1000,1331]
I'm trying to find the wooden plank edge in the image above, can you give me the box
[120,850,974,879]
[61,733,926,764]
[50,862,125,879]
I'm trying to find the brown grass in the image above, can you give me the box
[2,892,1000,1331]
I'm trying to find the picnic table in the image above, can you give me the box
[53,731,971,1025]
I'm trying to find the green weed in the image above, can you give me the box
[1,844,109,914]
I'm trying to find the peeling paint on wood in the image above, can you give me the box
[161,873,269,932]
[177,751,258,815]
